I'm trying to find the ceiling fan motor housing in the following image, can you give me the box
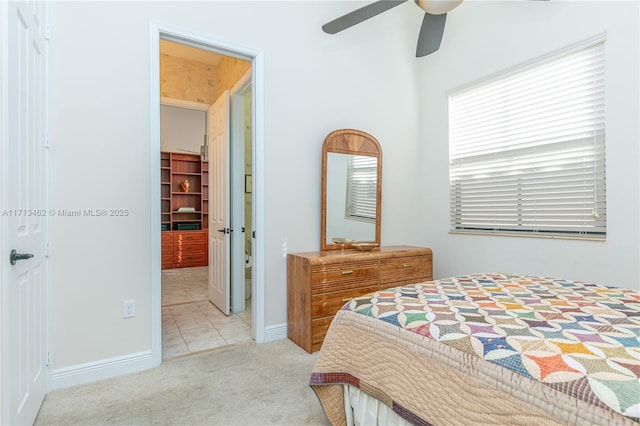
[416,0,463,15]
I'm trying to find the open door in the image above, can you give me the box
[2,1,49,424]
[208,91,230,314]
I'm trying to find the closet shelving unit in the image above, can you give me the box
[161,151,208,269]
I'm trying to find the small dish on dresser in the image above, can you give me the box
[352,241,379,251]
[332,237,353,244]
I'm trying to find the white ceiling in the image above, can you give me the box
[160,39,224,66]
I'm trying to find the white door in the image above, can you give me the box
[208,91,230,314]
[1,1,49,425]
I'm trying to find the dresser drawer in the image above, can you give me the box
[174,247,206,264]
[311,285,379,318]
[174,231,206,244]
[175,241,205,253]
[161,232,174,269]
[380,255,432,285]
[311,261,378,293]
[161,242,173,256]
[161,253,173,268]
[161,233,173,255]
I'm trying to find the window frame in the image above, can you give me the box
[448,35,607,240]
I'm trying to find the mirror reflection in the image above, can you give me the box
[325,153,377,245]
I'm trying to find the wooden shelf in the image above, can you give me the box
[161,151,209,269]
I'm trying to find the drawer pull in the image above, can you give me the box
[342,297,354,303]
[403,264,413,268]
[341,270,354,276]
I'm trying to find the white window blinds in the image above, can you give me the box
[449,38,606,238]
[346,155,377,223]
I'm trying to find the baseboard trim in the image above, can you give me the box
[52,326,287,389]
[263,323,287,342]
[51,350,154,389]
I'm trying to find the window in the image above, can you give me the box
[449,37,606,239]
[346,155,377,223]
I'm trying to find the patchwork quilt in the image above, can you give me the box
[311,273,640,425]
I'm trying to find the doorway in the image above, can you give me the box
[150,23,265,365]
[160,98,253,358]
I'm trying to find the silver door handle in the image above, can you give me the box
[10,249,33,265]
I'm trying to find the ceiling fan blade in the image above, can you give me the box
[416,12,447,57]
[322,0,408,34]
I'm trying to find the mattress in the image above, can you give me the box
[310,273,640,425]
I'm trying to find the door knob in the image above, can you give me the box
[10,249,34,265]
[217,228,230,234]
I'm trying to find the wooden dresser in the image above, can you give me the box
[161,230,208,269]
[287,245,433,353]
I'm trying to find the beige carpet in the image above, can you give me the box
[35,339,331,426]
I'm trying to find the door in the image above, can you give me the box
[2,1,49,424]
[208,91,230,314]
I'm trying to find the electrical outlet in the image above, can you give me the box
[123,299,135,318]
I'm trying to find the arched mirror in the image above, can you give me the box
[321,129,382,251]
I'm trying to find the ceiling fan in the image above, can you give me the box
[321,0,464,58]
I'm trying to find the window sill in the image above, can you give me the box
[448,229,606,241]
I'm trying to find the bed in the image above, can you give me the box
[310,273,640,425]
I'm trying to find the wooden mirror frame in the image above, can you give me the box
[321,129,382,251]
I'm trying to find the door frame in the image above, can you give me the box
[149,22,265,365]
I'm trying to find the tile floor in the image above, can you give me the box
[162,266,252,359]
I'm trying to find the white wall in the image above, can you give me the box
[160,105,206,154]
[49,1,421,370]
[417,1,640,289]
